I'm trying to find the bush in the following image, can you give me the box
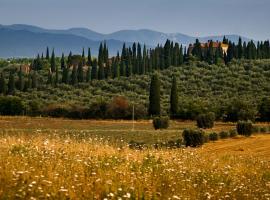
[219,131,229,139]
[0,96,25,115]
[107,96,130,119]
[43,104,69,118]
[229,129,238,137]
[153,116,169,130]
[209,132,219,141]
[183,129,205,147]
[196,112,215,129]
[260,127,267,133]
[237,121,253,137]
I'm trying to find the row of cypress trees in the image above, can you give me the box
[190,37,270,64]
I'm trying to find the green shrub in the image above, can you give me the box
[219,131,229,139]
[237,121,253,137]
[0,96,25,115]
[183,129,205,147]
[209,132,219,141]
[196,112,215,129]
[260,127,267,133]
[153,116,169,130]
[229,129,238,137]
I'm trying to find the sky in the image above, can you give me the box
[0,0,269,40]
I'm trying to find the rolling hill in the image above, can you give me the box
[0,24,253,58]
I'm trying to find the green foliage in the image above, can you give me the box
[0,96,25,115]
[183,129,205,147]
[8,72,15,95]
[170,75,178,117]
[149,73,160,116]
[208,132,219,141]
[219,131,229,139]
[229,129,238,137]
[196,112,215,129]
[0,72,6,94]
[153,116,169,130]
[258,97,270,121]
[237,121,253,137]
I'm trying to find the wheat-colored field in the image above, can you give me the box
[0,117,270,199]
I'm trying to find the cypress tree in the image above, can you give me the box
[91,59,98,80]
[25,74,32,90]
[67,51,72,67]
[164,39,171,68]
[237,37,243,59]
[137,43,142,74]
[86,66,91,82]
[47,70,53,85]
[179,45,184,65]
[55,66,59,86]
[113,59,120,79]
[50,49,56,72]
[207,41,214,64]
[82,48,86,66]
[62,67,69,84]
[77,62,84,82]
[32,71,38,89]
[8,72,15,95]
[46,47,50,60]
[98,43,104,67]
[61,53,65,69]
[98,63,105,80]
[148,73,161,116]
[18,66,24,91]
[192,39,202,60]
[0,72,6,94]
[120,60,126,77]
[87,48,92,66]
[142,44,147,74]
[71,66,78,85]
[170,75,178,117]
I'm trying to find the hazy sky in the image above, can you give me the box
[0,0,269,40]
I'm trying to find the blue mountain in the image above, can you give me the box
[0,24,254,58]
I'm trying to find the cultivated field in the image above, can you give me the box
[0,117,270,199]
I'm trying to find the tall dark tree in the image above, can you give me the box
[46,47,50,60]
[179,45,184,65]
[71,66,78,85]
[170,75,178,117]
[61,53,65,69]
[87,48,92,66]
[32,71,38,89]
[47,70,53,85]
[192,39,202,60]
[50,49,56,72]
[164,39,172,68]
[113,59,120,79]
[82,48,86,66]
[98,63,105,80]
[86,66,91,82]
[91,59,98,80]
[55,66,59,86]
[0,73,6,94]
[98,43,104,67]
[62,67,69,84]
[18,66,24,91]
[237,37,243,59]
[77,62,84,82]
[148,73,161,116]
[8,72,15,95]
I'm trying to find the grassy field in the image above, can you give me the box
[0,117,270,199]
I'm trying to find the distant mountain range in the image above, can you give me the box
[0,24,254,58]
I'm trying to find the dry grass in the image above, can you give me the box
[0,117,270,199]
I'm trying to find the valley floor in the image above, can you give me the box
[0,117,270,199]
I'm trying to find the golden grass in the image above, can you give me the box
[0,117,270,199]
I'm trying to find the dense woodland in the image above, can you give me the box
[0,37,270,121]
